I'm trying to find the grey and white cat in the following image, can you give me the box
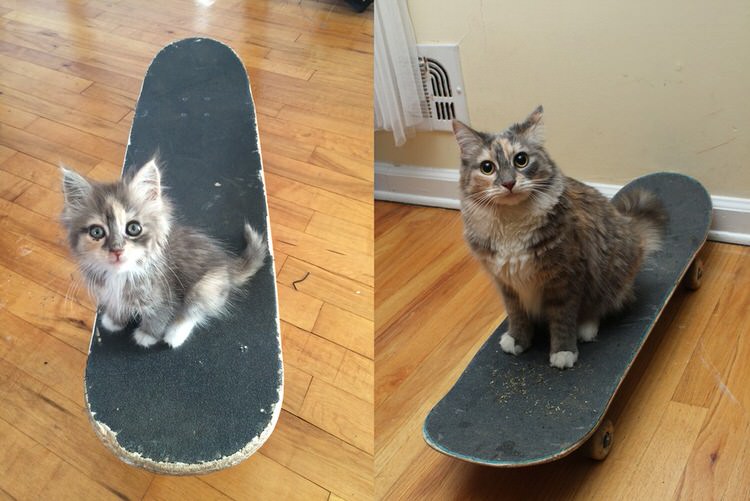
[453,106,667,369]
[61,159,267,348]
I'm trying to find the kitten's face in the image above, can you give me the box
[61,160,171,276]
[454,106,559,207]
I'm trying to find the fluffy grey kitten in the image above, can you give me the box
[453,106,667,369]
[61,159,267,348]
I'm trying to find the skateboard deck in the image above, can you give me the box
[84,38,282,475]
[423,172,711,466]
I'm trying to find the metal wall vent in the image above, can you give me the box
[417,44,470,131]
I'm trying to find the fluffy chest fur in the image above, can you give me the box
[463,205,550,316]
[89,269,168,320]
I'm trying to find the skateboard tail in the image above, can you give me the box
[86,396,282,475]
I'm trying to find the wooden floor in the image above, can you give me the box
[0,1,372,500]
[375,201,750,500]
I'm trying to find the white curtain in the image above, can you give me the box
[374,0,428,146]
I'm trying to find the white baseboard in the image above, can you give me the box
[374,162,750,246]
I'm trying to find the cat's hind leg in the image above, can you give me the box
[134,314,169,348]
[577,318,599,343]
[163,267,232,348]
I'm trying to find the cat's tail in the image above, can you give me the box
[233,223,268,286]
[614,188,668,258]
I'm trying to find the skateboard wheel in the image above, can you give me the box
[587,419,614,461]
[685,258,704,291]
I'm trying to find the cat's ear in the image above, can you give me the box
[452,120,485,159]
[130,159,162,202]
[518,105,545,145]
[60,166,92,206]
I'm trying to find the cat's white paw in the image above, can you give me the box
[163,320,196,348]
[550,351,578,369]
[578,320,599,343]
[133,329,159,347]
[500,332,524,355]
[100,312,124,332]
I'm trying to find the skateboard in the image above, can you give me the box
[84,38,282,475]
[423,172,712,466]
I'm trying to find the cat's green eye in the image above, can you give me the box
[479,161,496,175]
[88,225,105,240]
[126,221,142,237]
[513,152,529,168]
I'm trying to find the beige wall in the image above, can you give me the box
[376,0,750,198]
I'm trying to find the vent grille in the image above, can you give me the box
[420,56,457,121]
[416,44,469,130]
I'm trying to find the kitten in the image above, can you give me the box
[453,106,667,369]
[60,159,267,348]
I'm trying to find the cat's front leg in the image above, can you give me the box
[546,297,580,369]
[99,309,126,332]
[498,285,534,355]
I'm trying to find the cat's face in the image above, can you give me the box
[61,160,172,277]
[453,106,559,207]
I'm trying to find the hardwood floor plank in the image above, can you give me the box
[0,198,71,259]
[201,453,330,501]
[0,360,153,500]
[264,171,372,230]
[0,145,14,164]
[0,102,37,129]
[0,310,87,405]
[305,211,373,256]
[0,413,131,501]
[309,146,373,182]
[334,350,373,404]
[1,152,67,191]
[282,364,313,415]
[0,226,90,309]
[278,284,324,332]
[0,263,92,354]
[0,84,129,143]
[268,195,315,233]
[273,223,372,287]
[143,477,231,501]
[299,378,374,454]
[278,256,373,320]
[282,321,346,385]
[313,303,374,359]
[262,411,373,501]
[0,39,142,94]
[0,52,93,92]
[25,118,126,165]
[623,401,706,500]
[263,151,371,204]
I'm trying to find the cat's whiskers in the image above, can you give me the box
[463,191,499,218]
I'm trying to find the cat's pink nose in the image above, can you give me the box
[110,249,123,259]
[502,180,516,192]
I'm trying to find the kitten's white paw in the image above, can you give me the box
[163,320,196,348]
[550,351,578,369]
[133,329,159,347]
[578,320,599,343]
[100,312,124,332]
[500,332,524,355]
